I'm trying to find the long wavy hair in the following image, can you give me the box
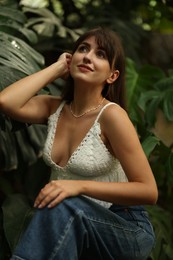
[61,27,127,111]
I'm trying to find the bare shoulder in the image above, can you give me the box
[101,102,130,126]
[100,102,137,141]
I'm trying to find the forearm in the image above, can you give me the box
[33,178,158,209]
[80,180,158,205]
[0,61,64,111]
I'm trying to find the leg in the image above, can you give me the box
[11,196,155,260]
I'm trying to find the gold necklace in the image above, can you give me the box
[70,98,105,118]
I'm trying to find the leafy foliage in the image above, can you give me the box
[126,58,173,260]
[147,205,173,260]
[0,0,173,259]
[0,5,49,257]
[0,5,46,171]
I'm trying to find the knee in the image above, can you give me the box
[36,197,85,220]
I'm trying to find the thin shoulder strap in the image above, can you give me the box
[95,102,119,122]
[54,100,66,115]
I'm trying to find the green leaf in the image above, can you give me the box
[125,58,139,109]
[0,66,25,91]
[138,64,165,88]
[20,0,49,8]
[2,194,35,252]
[147,205,173,260]
[163,90,173,121]
[0,129,18,171]
[26,124,47,156]
[33,22,55,37]
[154,76,173,91]
[22,6,68,39]
[145,98,162,128]
[165,153,173,185]
[0,22,21,31]
[138,90,161,111]
[0,7,27,24]
[0,32,44,75]
[19,27,38,44]
[168,69,173,77]
[142,135,160,158]
[22,6,59,21]
[14,128,41,165]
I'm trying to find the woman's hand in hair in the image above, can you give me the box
[57,52,72,80]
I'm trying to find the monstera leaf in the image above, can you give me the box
[0,32,44,76]
[0,6,38,43]
[0,5,46,170]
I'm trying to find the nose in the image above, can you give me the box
[83,51,92,63]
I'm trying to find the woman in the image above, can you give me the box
[0,27,158,260]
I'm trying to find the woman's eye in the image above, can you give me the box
[78,45,88,53]
[97,50,106,59]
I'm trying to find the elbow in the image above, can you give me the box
[147,188,158,205]
[0,95,12,115]
[0,95,7,111]
[0,95,3,110]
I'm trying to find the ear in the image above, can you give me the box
[106,70,119,84]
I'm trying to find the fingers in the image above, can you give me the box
[33,180,81,209]
[47,192,67,208]
[65,53,72,69]
[57,52,72,80]
[58,52,72,64]
[34,181,62,209]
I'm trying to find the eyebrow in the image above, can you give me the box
[80,41,106,51]
[80,42,90,47]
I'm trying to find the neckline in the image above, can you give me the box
[49,101,115,169]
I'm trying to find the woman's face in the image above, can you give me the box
[70,36,114,87]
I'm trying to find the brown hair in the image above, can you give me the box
[62,27,127,110]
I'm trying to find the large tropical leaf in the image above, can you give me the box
[20,0,49,8]
[147,205,173,260]
[165,153,173,185]
[142,135,160,158]
[162,88,173,121]
[125,59,165,128]
[0,6,38,43]
[0,6,27,24]
[0,32,44,76]
[137,75,173,126]
[0,123,47,171]
[2,194,35,252]
[22,6,75,39]
[125,58,139,110]
[0,6,46,170]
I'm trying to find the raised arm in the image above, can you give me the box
[0,53,72,124]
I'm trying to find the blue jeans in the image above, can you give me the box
[11,196,155,260]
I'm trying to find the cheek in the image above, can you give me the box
[97,64,111,77]
[69,62,76,76]
[69,58,75,73]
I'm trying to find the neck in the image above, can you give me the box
[72,82,104,112]
[72,94,103,115]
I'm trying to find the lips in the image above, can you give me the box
[77,64,94,72]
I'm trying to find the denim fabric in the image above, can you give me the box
[11,196,155,260]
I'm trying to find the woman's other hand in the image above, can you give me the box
[34,180,82,208]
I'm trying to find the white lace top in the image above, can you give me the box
[43,101,128,208]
